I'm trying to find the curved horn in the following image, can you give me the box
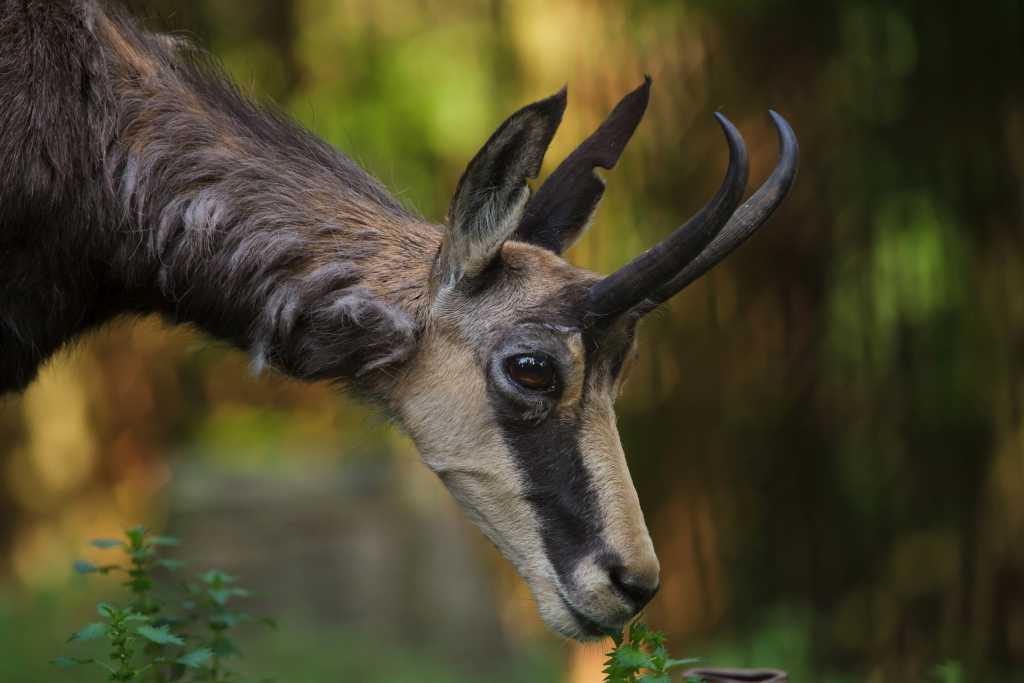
[586,113,749,320]
[635,111,799,313]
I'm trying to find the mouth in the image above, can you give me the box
[557,590,624,640]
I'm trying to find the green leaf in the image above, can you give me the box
[128,547,156,562]
[90,538,124,549]
[638,674,671,683]
[211,635,240,657]
[68,623,107,642]
[200,569,236,585]
[612,644,654,670]
[148,535,180,547]
[177,648,214,668]
[94,660,118,675]
[127,575,154,593]
[73,560,98,574]
[126,526,147,549]
[136,624,185,646]
[209,587,249,606]
[630,620,663,647]
[96,603,116,618]
[157,558,185,571]
[603,665,635,683]
[51,656,92,668]
[77,562,121,576]
[209,611,243,629]
[664,657,702,669]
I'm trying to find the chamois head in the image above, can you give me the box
[394,79,798,639]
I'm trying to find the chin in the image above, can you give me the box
[533,579,623,642]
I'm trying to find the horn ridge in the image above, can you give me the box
[585,112,750,320]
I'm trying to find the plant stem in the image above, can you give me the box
[109,610,138,682]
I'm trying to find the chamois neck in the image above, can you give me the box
[98,10,437,392]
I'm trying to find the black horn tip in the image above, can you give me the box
[712,112,750,194]
[767,110,800,179]
[716,113,749,160]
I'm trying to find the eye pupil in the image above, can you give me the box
[506,354,556,391]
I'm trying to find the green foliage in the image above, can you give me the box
[604,621,700,683]
[933,660,965,683]
[53,526,272,682]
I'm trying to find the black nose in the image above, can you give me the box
[608,565,660,611]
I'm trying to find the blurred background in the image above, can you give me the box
[1,0,1022,681]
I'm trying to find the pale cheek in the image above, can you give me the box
[398,347,490,468]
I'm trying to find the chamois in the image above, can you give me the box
[0,0,797,640]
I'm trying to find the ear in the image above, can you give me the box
[515,77,651,254]
[438,89,567,286]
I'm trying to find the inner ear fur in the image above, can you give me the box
[438,88,567,287]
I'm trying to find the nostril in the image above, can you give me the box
[608,565,660,610]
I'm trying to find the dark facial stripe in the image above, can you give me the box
[489,391,606,588]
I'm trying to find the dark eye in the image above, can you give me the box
[505,353,557,392]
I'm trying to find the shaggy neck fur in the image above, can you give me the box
[0,1,437,396]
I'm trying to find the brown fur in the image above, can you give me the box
[0,1,662,641]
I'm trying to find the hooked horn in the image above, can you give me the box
[635,111,799,312]
[586,110,798,320]
[585,112,750,320]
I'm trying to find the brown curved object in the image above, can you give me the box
[682,667,789,682]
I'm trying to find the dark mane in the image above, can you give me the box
[0,0,428,394]
[166,32,410,218]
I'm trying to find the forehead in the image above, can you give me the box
[460,241,600,329]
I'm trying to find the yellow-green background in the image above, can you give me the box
[2,1,1022,681]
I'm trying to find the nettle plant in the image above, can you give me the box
[52,528,735,682]
[604,621,701,683]
[54,526,273,682]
